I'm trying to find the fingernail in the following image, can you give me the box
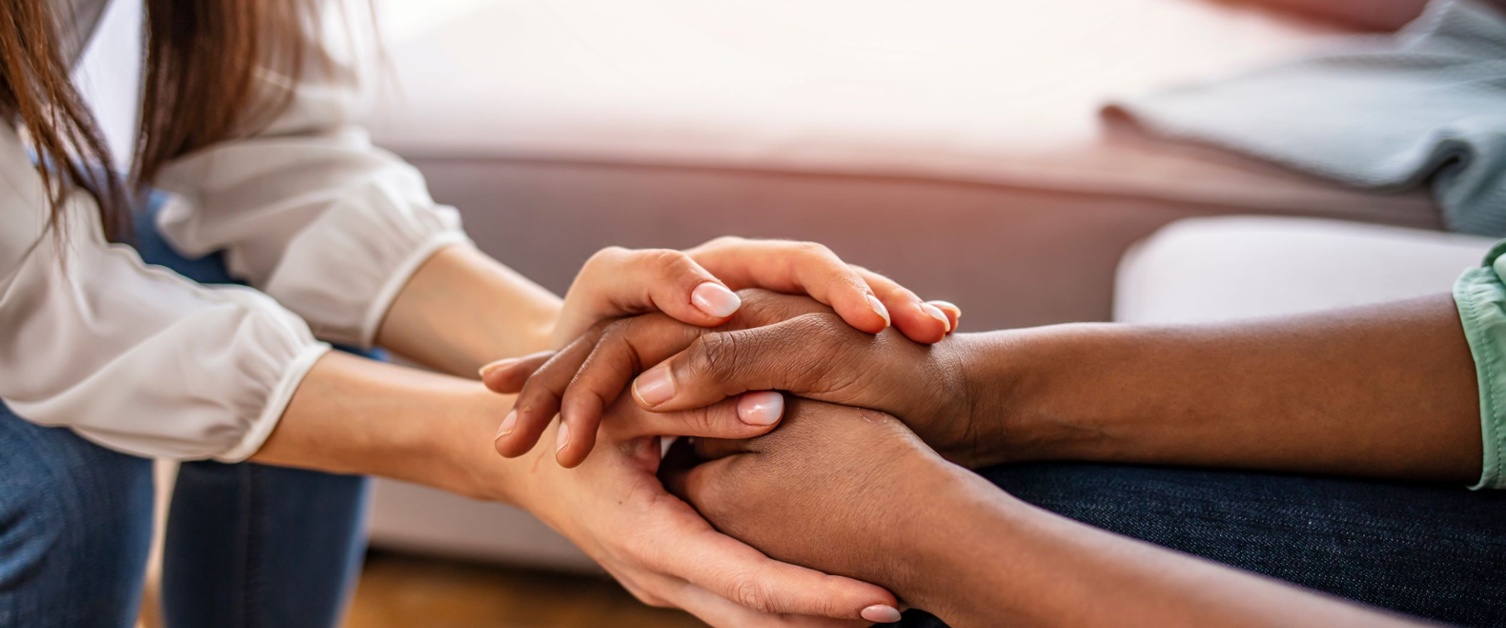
[555,421,571,453]
[932,300,962,327]
[692,282,742,318]
[479,357,520,378]
[921,303,951,333]
[736,391,784,426]
[932,300,961,318]
[634,364,676,407]
[866,294,891,327]
[495,410,517,440]
[861,605,902,623]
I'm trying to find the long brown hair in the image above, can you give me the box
[0,0,322,241]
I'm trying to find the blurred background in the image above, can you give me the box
[75,0,1464,626]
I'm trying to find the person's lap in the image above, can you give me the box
[0,194,370,628]
[894,461,1506,627]
[0,411,155,627]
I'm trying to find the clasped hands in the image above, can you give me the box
[481,240,986,627]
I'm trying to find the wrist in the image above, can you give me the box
[947,331,1027,467]
[916,487,1075,628]
[378,244,562,377]
[951,326,1110,468]
[427,389,533,505]
[884,460,1029,611]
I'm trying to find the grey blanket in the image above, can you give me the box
[1108,0,1506,235]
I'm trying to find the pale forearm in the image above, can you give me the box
[903,472,1416,627]
[377,244,562,377]
[251,351,522,502]
[961,295,1481,482]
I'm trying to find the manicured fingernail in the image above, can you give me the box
[634,364,676,407]
[479,357,520,378]
[692,282,742,318]
[861,605,902,623]
[736,391,784,426]
[555,421,571,453]
[495,410,517,440]
[932,300,961,325]
[866,294,891,327]
[921,303,951,333]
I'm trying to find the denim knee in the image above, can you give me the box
[974,461,1506,627]
[0,412,155,628]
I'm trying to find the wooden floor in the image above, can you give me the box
[345,551,707,628]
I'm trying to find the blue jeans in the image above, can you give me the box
[896,462,1506,627]
[0,197,370,628]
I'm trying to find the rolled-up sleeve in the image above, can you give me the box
[0,128,330,461]
[1453,239,1506,489]
[151,23,471,348]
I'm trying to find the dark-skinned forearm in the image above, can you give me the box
[957,295,1481,483]
[895,469,1419,627]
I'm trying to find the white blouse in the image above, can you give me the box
[0,1,471,461]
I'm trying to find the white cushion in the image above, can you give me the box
[1115,216,1498,324]
[368,0,1430,216]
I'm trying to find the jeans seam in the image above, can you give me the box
[245,464,268,628]
[229,463,253,628]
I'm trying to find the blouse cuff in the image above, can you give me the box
[358,231,475,349]
[1454,254,1506,489]
[215,342,332,462]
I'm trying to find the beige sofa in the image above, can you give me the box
[366,0,1437,333]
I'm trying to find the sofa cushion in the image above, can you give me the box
[368,0,1432,217]
[1115,216,1497,324]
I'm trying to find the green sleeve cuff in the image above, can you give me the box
[1454,239,1506,490]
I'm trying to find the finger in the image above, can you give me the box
[656,463,899,620]
[687,238,891,335]
[725,290,836,330]
[479,351,555,393]
[552,289,871,460]
[670,581,874,628]
[554,292,853,464]
[613,393,784,448]
[928,300,961,333]
[493,337,597,458]
[852,266,949,344]
[554,315,708,465]
[611,572,673,609]
[633,316,848,412]
[557,247,742,341]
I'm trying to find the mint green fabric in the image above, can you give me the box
[1110,0,1506,236]
[1455,239,1506,488]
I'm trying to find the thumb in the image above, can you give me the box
[556,248,740,343]
[479,351,555,393]
[633,315,846,412]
